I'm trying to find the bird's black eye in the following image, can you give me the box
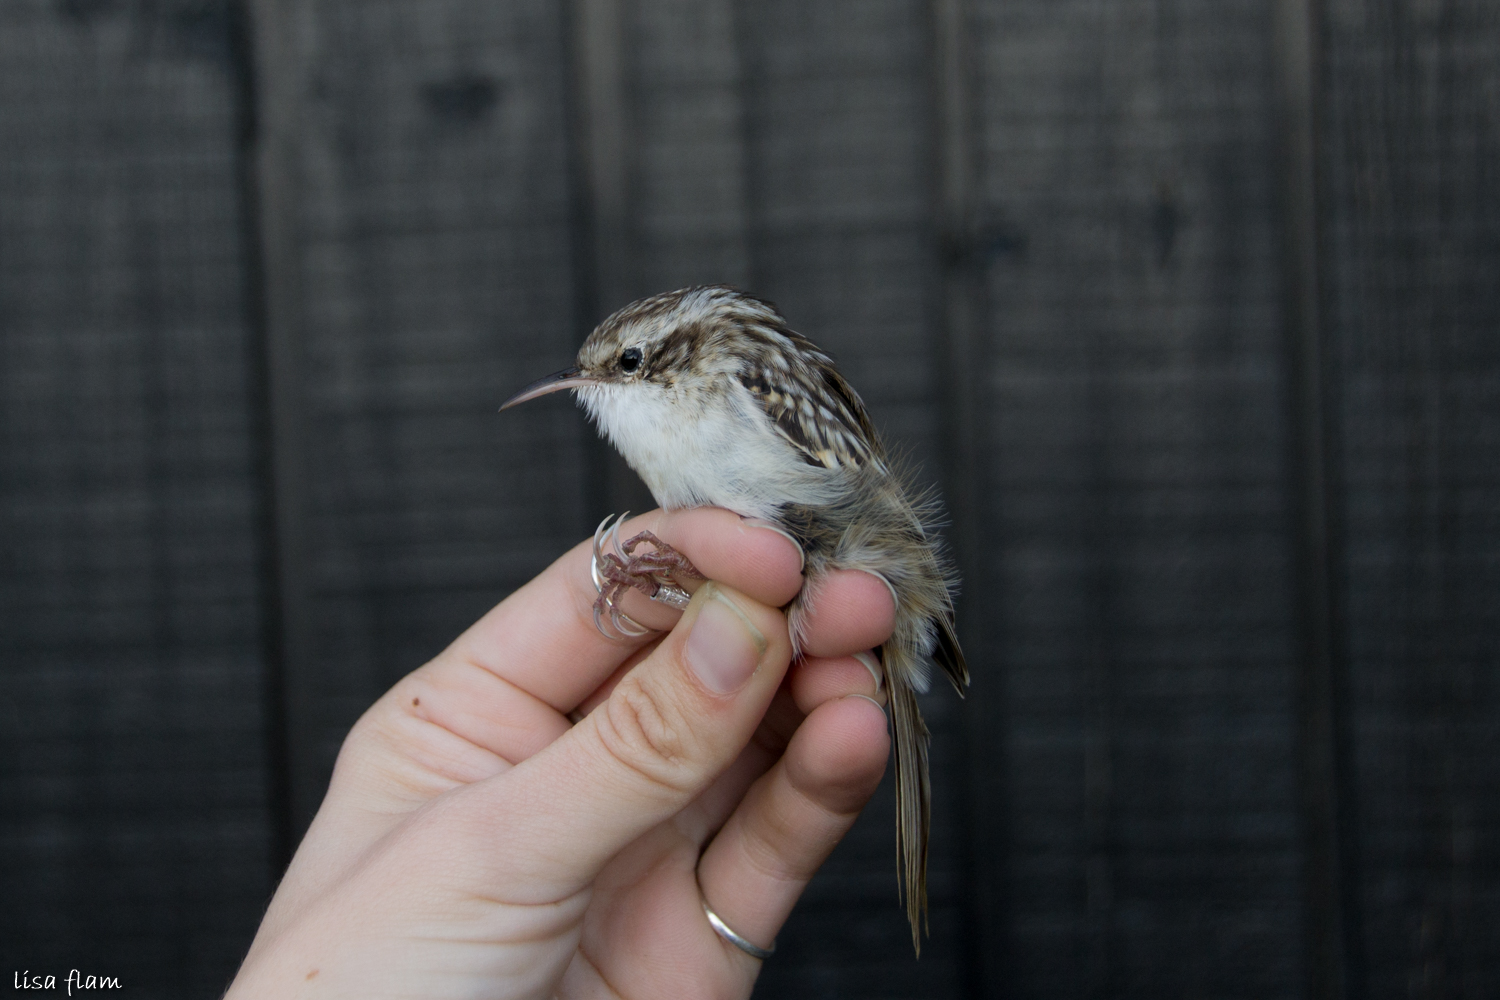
[620,347,643,374]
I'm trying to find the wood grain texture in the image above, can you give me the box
[970,1,1305,995]
[0,1,272,993]
[1321,1,1500,994]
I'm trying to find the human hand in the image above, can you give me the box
[225,507,895,999]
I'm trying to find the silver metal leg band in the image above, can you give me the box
[701,894,775,960]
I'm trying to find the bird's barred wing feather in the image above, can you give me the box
[735,348,885,471]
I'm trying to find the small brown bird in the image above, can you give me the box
[503,285,967,950]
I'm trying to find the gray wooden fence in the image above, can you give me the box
[2,0,1497,997]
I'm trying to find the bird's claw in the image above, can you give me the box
[590,513,703,638]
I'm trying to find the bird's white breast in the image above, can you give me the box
[577,380,842,520]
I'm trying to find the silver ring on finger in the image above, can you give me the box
[697,875,775,960]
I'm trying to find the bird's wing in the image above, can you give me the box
[933,610,969,694]
[737,356,885,471]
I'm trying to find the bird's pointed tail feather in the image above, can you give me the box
[886,658,931,954]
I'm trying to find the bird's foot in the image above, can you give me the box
[619,531,704,589]
[590,514,704,637]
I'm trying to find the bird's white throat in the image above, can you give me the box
[575,380,842,520]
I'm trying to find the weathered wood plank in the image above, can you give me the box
[969,1,1305,995]
[0,1,272,992]
[1321,1,1500,993]
[249,0,590,829]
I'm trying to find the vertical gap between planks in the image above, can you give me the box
[570,0,632,313]
[560,0,609,526]
[727,0,764,294]
[243,0,322,843]
[931,0,992,993]
[227,0,293,875]
[1271,0,1362,996]
[564,0,654,519]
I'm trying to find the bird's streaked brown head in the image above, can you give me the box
[500,286,787,410]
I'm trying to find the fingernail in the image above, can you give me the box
[844,693,888,717]
[857,569,900,611]
[740,517,805,573]
[853,651,885,691]
[685,583,767,695]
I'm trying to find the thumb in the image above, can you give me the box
[468,581,792,902]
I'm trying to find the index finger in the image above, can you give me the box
[447,507,805,713]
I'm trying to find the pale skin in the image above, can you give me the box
[225,507,896,999]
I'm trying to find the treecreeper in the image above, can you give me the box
[503,285,968,953]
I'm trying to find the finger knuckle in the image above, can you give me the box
[595,676,700,793]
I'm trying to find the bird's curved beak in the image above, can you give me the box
[500,367,598,410]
